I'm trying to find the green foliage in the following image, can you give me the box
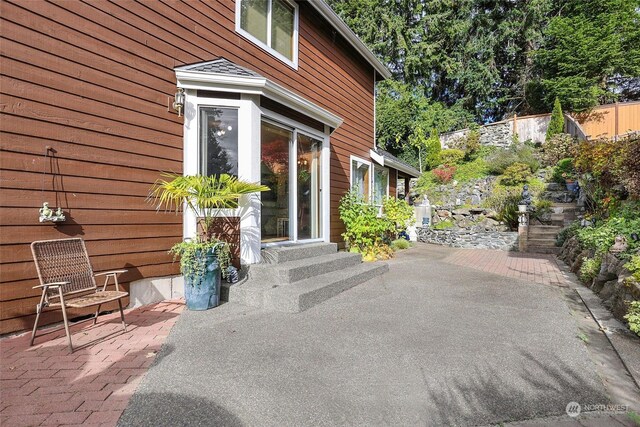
[149,173,269,241]
[424,129,442,170]
[339,190,392,255]
[500,163,532,186]
[532,0,640,112]
[543,134,576,167]
[391,238,412,251]
[453,157,490,183]
[551,158,576,184]
[625,254,640,282]
[556,221,581,247]
[464,129,481,160]
[545,97,565,140]
[486,144,540,175]
[439,149,465,165]
[579,257,602,283]
[170,238,231,283]
[382,196,414,235]
[533,199,553,222]
[433,219,454,230]
[623,301,640,336]
[484,178,544,229]
[576,215,640,258]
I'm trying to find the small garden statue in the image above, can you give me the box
[39,202,53,220]
[520,185,532,207]
[609,235,628,254]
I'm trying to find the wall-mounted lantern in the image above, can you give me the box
[171,87,185,117]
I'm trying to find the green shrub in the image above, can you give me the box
[454,157,490,183]
[433,219,454,229]
[533,199,553,222]
[624,301,640,336]
[424,129,442,170]
[382,196,414,237]
[486,144,539,175]
[556,221,580,247]
[624,254,640,282]
[439,149,465,165]
[551,157,576,184]
[500,162,532,186]
[464,129,481,160]
[546,97,564,141]
[391,238,412,251]
[339,190,392,255]
[543,133,575,167]
[579,257,601,283]
[484,179,545,229]
[576,216,640,258]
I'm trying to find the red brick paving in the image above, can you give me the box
[0,300,183,427]
[442,248,570,287]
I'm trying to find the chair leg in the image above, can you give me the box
[93,304,102,325]
[117,299,127,332]
[58,291,74,353]
[30,292,47,346]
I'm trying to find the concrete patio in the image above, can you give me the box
[2,244,639,426]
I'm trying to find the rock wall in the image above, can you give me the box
[559,236,640,322]
[429,177,496,208]
[479,121,513,148]
[418,228,519,251]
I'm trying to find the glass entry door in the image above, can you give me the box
[260,120,322,243]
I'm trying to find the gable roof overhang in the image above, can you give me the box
[370,148,421,178]
[308,1,391,80]
[175,59,343,130]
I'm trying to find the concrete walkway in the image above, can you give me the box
[120,244,637,426]
[0,301,183,426]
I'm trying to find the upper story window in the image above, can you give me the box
[237,0,299,68]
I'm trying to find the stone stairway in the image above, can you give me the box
[527,202,578,254]
[223,243,388,313]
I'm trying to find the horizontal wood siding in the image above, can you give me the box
[0,0,376,333]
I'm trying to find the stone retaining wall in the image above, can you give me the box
[418,227,519,251]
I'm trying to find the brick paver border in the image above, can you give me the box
[442,248,570,287]
[0,300,183,426]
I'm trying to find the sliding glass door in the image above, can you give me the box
[260,120,322,243]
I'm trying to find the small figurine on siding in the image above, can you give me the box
[39,202,66,223]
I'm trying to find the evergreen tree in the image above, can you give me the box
[545,97,564,141]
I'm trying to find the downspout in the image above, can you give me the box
[373,70,377,149]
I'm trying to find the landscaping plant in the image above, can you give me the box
[432,164,456,183]
[545,97,564,141]
[624,301,640,337]
[579,257,601,283]
[551,158,575,184]
[543,133,576,167]
[382,196,414,239]
[439,149,465,165]
[500,162,532,186]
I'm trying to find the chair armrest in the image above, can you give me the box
[32,282,70,289]
[95,270,128,277]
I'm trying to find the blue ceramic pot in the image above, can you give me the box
[566,181,579,192]
[184,249,221,311]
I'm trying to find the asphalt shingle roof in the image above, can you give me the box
[178,58,262,77]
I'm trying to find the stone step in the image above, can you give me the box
[527,245,562,254]
[529,225,563,231]
[527,238,558,247]
[262,262,389,313]
[260,242,338,264]
[528,229,560,238]
[247,252,363,285]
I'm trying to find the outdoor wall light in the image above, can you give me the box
[171,88,185,117]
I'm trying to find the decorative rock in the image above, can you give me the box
[437,209,451,218]
[452,208,471,216]
[609,235,628,254]
[417,227,518,251]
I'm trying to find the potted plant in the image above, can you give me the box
[149,173,268,310]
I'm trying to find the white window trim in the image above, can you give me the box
[260,110,329,246]
[349,155,372,202]
[235,0,300,70]
[373,165,390,204]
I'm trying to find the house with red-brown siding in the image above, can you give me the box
[0,0,419,334]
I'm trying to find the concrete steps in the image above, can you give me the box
[527,201,579,255]
[225,243,388,313]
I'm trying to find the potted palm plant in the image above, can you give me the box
[149,173,268,310]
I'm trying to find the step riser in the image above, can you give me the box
[261,243,338,264]
[263,264,388,313]
[527,246,561,254]
[277,253,362,283]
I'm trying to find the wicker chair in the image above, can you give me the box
[30,238,129,352]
